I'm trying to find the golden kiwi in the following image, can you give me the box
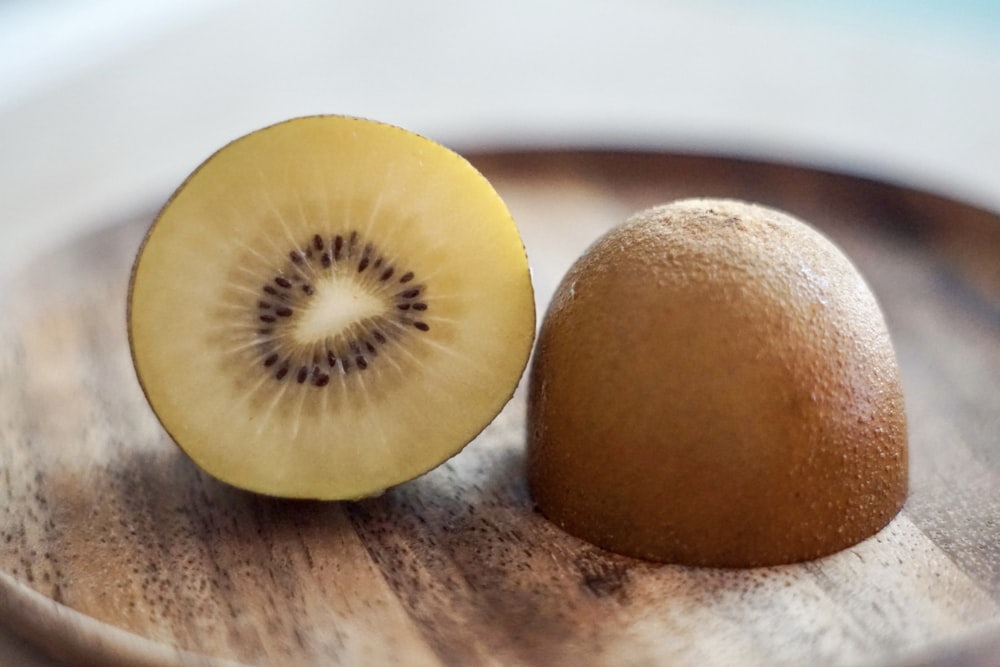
[527,198,907,567]
[128,115,535,500]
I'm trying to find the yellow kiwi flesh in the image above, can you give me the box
[527,199,907,567]
[129,115,535,499]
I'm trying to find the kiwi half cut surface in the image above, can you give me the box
[128,116,535,499]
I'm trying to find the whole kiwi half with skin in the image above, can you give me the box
[128,115,535,500]
[527,199,908,567]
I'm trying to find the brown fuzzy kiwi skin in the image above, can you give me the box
[527,198,908,567]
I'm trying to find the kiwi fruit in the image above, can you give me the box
[128,115,535,500]
[527,198,907,567]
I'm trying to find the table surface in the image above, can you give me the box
[3,149,1000,667]
[2,2,999,664]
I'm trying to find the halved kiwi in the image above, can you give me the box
[527,199,908,567]
[128,115,535,500]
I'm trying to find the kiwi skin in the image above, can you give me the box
[527,198,908,567]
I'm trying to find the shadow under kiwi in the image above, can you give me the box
[343,425,648,666]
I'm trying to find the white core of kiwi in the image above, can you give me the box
[294,279,386,345]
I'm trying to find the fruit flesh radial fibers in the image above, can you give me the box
[129,116,535,499]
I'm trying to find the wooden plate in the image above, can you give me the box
[2,150,999,667]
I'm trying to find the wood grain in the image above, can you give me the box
[1,150,999,666]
